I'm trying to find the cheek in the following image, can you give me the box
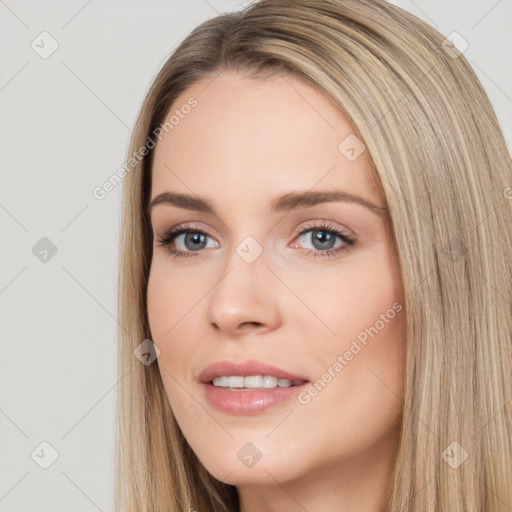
[146,262,202,339]
[292,251,403,345]
[293,249,406,400]
[147,267,171,338]
[146,262,211,393]
[146,265,199,408]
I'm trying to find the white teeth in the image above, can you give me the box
[216,376,230,387]
[262,375,277,388]
[228,376,244,388]
[244,375,263,388]
[211,375,304,389]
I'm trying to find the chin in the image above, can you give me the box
[207,463,295,486]
[194,447,307,487]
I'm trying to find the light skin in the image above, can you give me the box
[147,70,407,512]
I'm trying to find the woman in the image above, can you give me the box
[116,1,512,511]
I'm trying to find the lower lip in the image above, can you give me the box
[202,382,310,415]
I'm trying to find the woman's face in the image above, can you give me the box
[147,70,406,490]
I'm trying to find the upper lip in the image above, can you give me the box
[199,360,309,384]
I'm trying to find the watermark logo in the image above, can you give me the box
[31,31,59,59]
[31,441,59,469]
[442,32,469,59]
[32,237,58,263]
[338,134,365,161]
[237,442,262,468]
[441,441,468,469]
[134,338,160,366]
[236,236,263,263]
[298,301,403,405]
[92,97,198,200]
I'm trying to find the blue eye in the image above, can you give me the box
[157,224,218,259]
[156,221,356,260]
[294,224,355,258]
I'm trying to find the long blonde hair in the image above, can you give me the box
[116,1,512,510]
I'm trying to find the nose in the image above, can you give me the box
[206,243,282,336]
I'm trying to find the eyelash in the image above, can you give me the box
[156,220,356,261]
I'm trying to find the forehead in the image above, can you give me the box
[150,70,383,209]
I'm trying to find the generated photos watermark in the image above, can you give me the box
[92,96,198,200]
[298,301,403,405]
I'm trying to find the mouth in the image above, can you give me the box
[198,360,310,415]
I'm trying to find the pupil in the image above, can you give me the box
[313,230,335,250]
[185,232,206,250]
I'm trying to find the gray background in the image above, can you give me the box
[0,1,510,510]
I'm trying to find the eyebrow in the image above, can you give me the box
[147,190,388,218]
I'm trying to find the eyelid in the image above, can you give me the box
[156,221,217,246]
[292,219,354,239]
[157,219,353,240]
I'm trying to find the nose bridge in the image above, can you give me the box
[206,233,280,333]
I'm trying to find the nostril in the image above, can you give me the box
[241,321,263,328]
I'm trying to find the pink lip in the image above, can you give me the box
[201,381,310,415]
[198,359,308,384]
[198,360,310,416]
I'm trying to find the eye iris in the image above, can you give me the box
[185,232,207,250]
[312,229,336,250]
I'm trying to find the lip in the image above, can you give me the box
[199,359,311,416]
[201,381,311,415]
